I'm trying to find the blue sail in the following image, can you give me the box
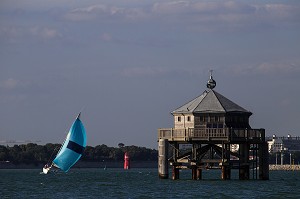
[52,114,87,172]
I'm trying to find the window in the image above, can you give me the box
[187,116,191,122]
[200,116,204,122]
[215,116,219,122]
[177,116,181,122]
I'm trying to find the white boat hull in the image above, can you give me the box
[43,167,50,174]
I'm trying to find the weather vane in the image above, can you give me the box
[206,69,216,89]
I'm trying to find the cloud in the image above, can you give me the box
[152,1,255,15]
[29,26,62,39]
[152,1,190,14]
[255,62,300,74]
[155,1,300,32]
[227,60,300,76]
[62,1,300,32]
[64,4,148,22]
[64,4,106,21]
[0,26,62,42]
[0,26,23,43]
[0,78,29,103]
[101,33,112,42]
[0,78,19,90]
[121,61,300,79]
[3,1,300,32]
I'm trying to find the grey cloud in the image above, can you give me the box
[152,1,255,15]
[255,62,300,74]
[227,60,300,76]
[0,78,20,90]
[64,4,148,22]
[153,1,299,31]
[29,26,63,39]
[0,78,31,103]
[152,1,190,14]
[0,26,23,42]
[0,26,62,42]
[62,1,300,32]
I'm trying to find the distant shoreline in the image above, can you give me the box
[1,162,299,171]
[269,164,300,171]
[0,161,158,169]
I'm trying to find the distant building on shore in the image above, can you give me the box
[267,134,300,153]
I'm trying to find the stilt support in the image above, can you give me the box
[172,166,179,180]
[239,144,250,180]
[221,165,231,180]
[259,142,269,180]
[192,166,202,180]
[239,164,250,180]
[158,139,169,179]
[197,168,202,180]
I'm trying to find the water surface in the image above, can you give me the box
[1,168,300,198]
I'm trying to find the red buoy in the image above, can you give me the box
[124,152,130,169]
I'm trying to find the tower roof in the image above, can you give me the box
[171,89,252,115]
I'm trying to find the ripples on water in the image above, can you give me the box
[1,168,300,198]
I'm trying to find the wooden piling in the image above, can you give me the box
[259,142,269,180]
[239,144,250,180]
[158,139,169,179]
[192,166,197,180]
[197,168,202,180]
[221,164,231,180]
[192,166,202,180]
[221,143,231,180]
[172,166,179,180]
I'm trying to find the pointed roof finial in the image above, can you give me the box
[207,69,216,89]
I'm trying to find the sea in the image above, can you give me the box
[1,168,300,198]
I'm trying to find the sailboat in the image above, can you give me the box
[43,113,87,174]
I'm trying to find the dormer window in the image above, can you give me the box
[177,116,181,122]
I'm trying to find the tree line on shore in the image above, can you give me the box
[2,143,300,166]
[0,143,158,165]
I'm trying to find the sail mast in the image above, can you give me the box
[42,112,86,174]
[54,112,82,161]
[51,112,87,172]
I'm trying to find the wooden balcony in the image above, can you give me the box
[158,128,265,143]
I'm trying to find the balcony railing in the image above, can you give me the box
[158,128,265,142]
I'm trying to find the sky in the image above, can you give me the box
[1,0,300,149]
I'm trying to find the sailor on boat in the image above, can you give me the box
[43,164,51,174]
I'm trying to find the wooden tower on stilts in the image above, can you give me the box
[158,71,269,180]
